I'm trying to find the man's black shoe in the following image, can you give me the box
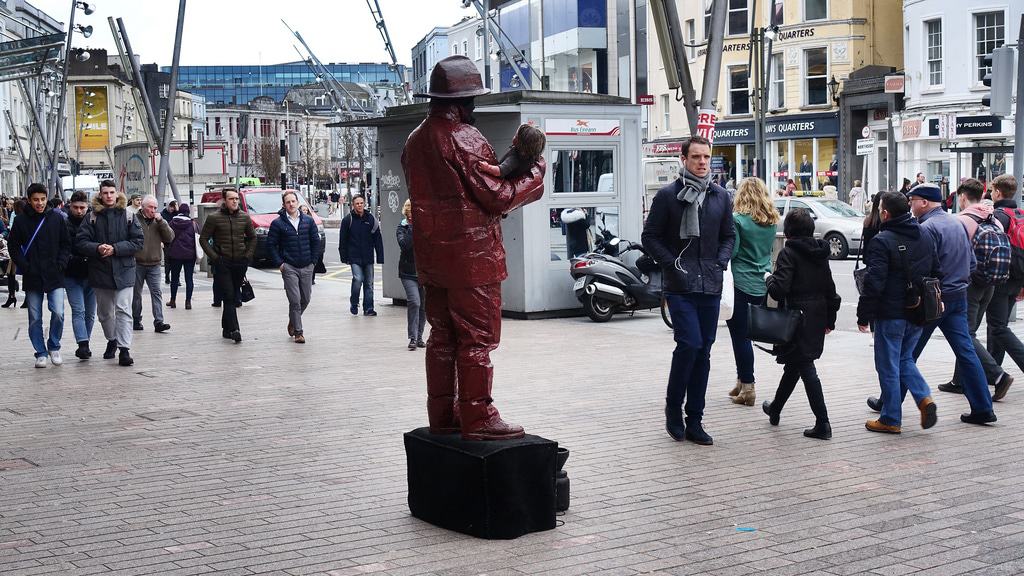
[994,373,1013,401]
[960,411,997,425]
[365,310,377,317]
[103,340,118,359]
[212,301,222,308]
[664,405,685,441]
[133,323,144,331]
[866,396,882,412]
[938,381,964,394]
[222,331,233,339]
[235,302,242,308]
[75,341,91,360]
[683,421,713,445]
[154,322,171,333]
[118,348,133,366]
[229,330,242,343]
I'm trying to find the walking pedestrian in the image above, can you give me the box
[75,180,144,366]
[132,195,173,332]
[166,203,199,310]
[338,195,383,316]
[2,198,25,308]
[267,191,318,344]
[64,191,96,360]
[849,180,866,213]
[857,192,939,434]
[199,187,255,343]
[397,199,426,351]
[161,199,178,284]
[641,135,736,445]
[725,177,778,406]
[985,174,1024,401]
[761,209,840,439]
[940,179,1014,397]
[126,193,142,218]
[8,183,72,367]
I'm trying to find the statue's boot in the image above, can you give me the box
[458,365,524,441]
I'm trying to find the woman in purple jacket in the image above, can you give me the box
[166,204,199,309]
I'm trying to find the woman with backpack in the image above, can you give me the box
[760,209,841,439]
[725,178,779,406]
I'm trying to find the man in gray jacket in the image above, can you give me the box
[132,195,173,332]
[75,181,145,366]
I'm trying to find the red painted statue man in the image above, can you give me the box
[401,55,546,441]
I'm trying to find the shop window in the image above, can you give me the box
[549,206,619,261]
[551,149,616,194]
[770,53,785,109]
[925,19,943,87]
[803,0,826,21]
[794,139,814,192]
[974,11,1005,83]
[728,0,748,36]
[741,144,756,179]
[728,65,749,116]
[804,47,828,106]
[712,147,736,189]
[816,138,838,190]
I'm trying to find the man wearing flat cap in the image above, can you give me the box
[401,55,546,441]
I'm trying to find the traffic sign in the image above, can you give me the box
[856,138,875,156]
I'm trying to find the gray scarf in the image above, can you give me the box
[676,165,711,239]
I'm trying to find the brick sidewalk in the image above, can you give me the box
[1,275,1023,576]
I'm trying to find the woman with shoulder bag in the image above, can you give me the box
[397,200,426,351]
[725,178,779,406]
[761,209,841,440]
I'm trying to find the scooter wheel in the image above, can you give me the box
[660,296,674,329]
[583,293,616,323]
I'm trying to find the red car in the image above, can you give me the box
[201,187,326,266]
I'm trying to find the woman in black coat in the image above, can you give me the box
[761,209,841,440]
[397,199,426,351]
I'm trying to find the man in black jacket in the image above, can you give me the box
[64,192,96,360]
[338,195,383,316]
[8,183,72,368]
[642,135,736,446]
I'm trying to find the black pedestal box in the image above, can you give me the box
[404,427,557,539]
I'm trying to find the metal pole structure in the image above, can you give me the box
[116,18,181,199]
[187,126,195,204]
[696,0,728,143]
[482,0,491,89]
[108,17,155,146]
[156,0,186,204]
[658,0,699,134]
[4,110,30,183]
[1014,14,1024,204]
[18,79,55,169]
[279,138,287,190]
[49,0,77,197]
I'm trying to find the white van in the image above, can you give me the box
[61,175,100,200]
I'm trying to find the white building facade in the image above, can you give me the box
[411,27,449,99]
[446,16,489,85]
[895,0,1021,187]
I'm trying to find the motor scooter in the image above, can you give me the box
[569,235,672,327]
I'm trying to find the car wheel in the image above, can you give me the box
[583,293,616,323]
[825,232,849,260]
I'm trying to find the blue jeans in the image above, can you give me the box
[64,276,95,343]
[26,289,65,358]
[351,263,374,312]
[725,288,764,384]
[913,292,994,415]
[665,292,721,421]
[875,319,932,426]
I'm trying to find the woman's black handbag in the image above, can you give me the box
[747,302,803,346]
[239,277,256,302]
[853,248,868,295]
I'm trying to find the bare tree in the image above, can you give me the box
[253,137,281,181]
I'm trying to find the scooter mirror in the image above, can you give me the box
[609,238,621,246]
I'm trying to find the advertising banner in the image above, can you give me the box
[76,86,108,151]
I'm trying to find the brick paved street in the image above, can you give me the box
[2,267,1023,576]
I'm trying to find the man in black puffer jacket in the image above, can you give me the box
[857,192,940,434]
[267,191,319,343]
[642,135,735,446]
[64,191,96,360]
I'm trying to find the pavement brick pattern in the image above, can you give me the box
[1,268,1023,576]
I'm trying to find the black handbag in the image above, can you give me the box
[239,277,256,302]
[747,301,803,346]
[853,244,868,295]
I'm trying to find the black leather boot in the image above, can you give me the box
[664,404,685,441]
[103,340,118,359]
[118,347,133,366]
[803,422,832,440]
[75,340,91,360]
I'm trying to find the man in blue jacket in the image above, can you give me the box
[642,135,735,446]
[267,191,320,343]
[339,195,383,316]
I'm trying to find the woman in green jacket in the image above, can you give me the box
[726,178,779,405]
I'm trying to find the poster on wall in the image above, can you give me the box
[75,86,108,150]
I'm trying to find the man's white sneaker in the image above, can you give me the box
[49,351,63,366]
[34,356,47,368]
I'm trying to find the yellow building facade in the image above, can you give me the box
[645,0,903,193]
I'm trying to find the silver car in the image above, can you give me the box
[774,197,864,260]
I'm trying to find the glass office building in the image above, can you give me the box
[168,62,407,105]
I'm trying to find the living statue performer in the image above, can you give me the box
[401,55,546,441]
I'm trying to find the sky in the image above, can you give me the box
[25,0,473,67]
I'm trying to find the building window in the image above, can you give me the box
[475,35,482,60]
[974,11,1005,83]
[686,19,696,59]
[772,0,784,25]
[452,43,459,56]
[728,0,748,36]
[770,53,785,109]
[728,65,749,115]
[704,8,710,40]
[214,116,221,136]
[159,109,167,129]
[462,40,468,58]
[925,19,942,87]
[804,47,828,105]
[803,0,826,21]
[661,94,670,132]
[158,84,170,98]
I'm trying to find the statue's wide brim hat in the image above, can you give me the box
[414,55,491,99]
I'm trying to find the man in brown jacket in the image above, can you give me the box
[133,195,174,332]
[199,187,255,342]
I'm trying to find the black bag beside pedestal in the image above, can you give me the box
[404,427,558,539]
